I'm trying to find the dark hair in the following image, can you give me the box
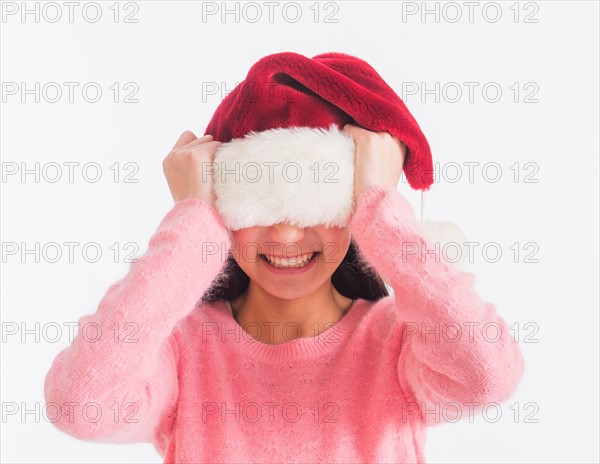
[201,237,389,304]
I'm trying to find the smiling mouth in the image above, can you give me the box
[259,252,320,269]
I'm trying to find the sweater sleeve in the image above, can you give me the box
[44,198,231,443]
[348,185,525,428]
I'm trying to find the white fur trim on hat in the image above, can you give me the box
[420,219,469,271]
[212,124,356,231]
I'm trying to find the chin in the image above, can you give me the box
[260,282,318,301]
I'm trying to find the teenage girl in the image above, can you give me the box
[44,123,525,463]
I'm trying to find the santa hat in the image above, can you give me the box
[204,51,468,270]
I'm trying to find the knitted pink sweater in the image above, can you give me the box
[44,185,525,463]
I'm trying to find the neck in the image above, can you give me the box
[230,282,354,345]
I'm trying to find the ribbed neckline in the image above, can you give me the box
[208,298,367,363]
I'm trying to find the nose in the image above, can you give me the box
[268,222,305,244]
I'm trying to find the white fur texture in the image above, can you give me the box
[213,124,356,231]
[420,220,468,271]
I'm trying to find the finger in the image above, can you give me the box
[196,140,223,160]
[172,131,198,150]
[343,123,370,139]
[388,130,404,143]
[176,141,222,165]
[183,134,217,149]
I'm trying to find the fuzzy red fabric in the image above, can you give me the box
[204,51,434,191]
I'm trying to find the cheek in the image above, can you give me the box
[230,232,260,264]
[320,232,351,266]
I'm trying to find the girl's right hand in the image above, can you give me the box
[162,131,222,206]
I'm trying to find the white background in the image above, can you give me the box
[1,1,599,463]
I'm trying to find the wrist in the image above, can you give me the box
[354,184,395,203]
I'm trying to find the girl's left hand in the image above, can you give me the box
[343,123,406,202]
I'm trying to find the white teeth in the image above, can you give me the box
[264,252,315,268]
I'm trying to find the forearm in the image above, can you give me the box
[349,186,525,424]
[44,198,231,441]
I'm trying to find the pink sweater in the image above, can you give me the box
[44,185,525,463]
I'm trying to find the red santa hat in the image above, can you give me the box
[204,51,467,269]
[204,51,432,226]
